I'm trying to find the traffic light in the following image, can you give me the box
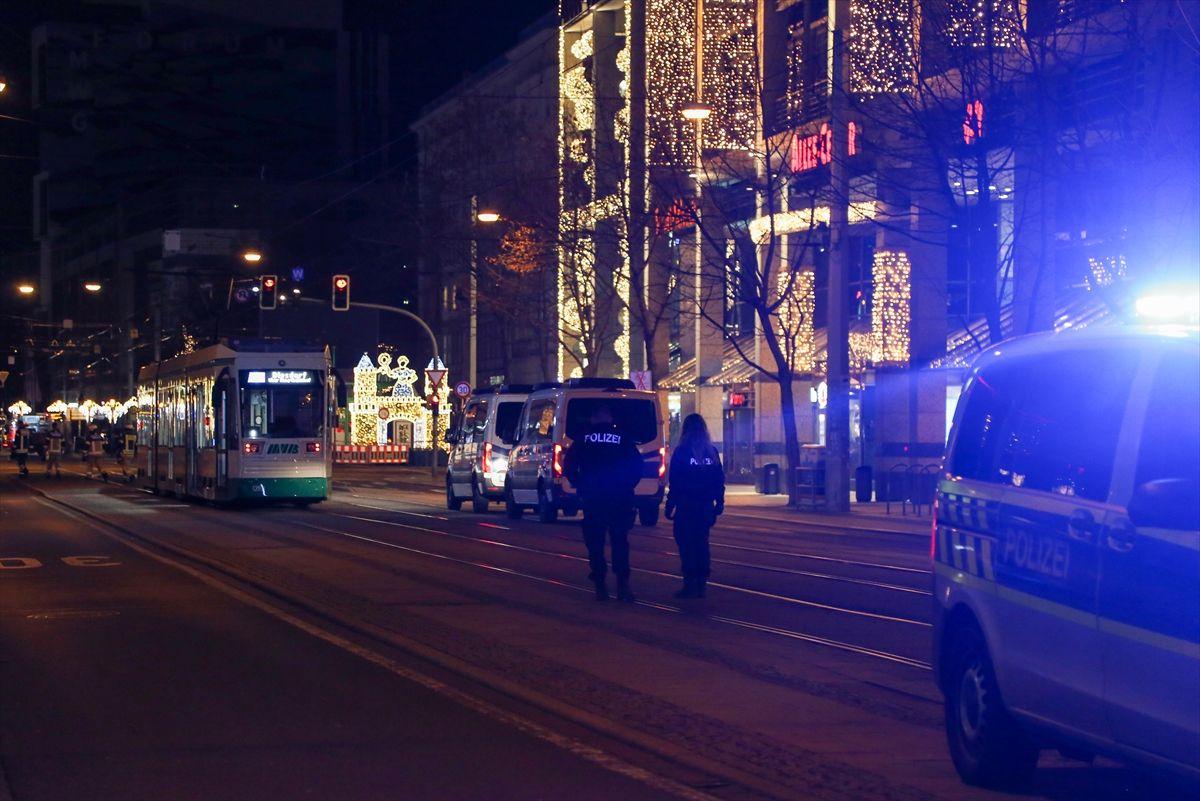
[332,274,350,311]
[259,275,278,310]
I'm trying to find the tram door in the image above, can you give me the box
[214,372,233,493]
[187,380,200,495]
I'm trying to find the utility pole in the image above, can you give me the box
[825,5,852,512]
[468,196,479,388]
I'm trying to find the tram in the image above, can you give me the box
[136,344,337,504]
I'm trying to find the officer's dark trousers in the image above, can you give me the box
[673,506,713,584]
[581,499,633,584]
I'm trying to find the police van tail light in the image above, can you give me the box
[243,441,262,455]
[481,441,492,473]
[306,441,321,454]
[658,446,667,478]
[553,443,563,477]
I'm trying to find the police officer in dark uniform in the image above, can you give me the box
[562,403,644,602]
[664,413,725,598]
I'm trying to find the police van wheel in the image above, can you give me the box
[446,478,463,511]
[537,483,558,524]
[945,624,1039,788]
[504,485,523,520]
[471,477,489,514]
[638,504,659,527]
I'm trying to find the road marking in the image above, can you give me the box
[32,497,715,801]
[26,609,121,621]
[478,522,510,531]
[62,555,121,567]
[0,557,42,569]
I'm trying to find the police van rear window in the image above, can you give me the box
[495,402,524,444]
[565,398,658,444]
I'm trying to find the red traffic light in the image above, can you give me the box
[259,274,278,310]
[332,274,351,311]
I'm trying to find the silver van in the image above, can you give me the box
[504,378,666,525]
[446,385,531,513]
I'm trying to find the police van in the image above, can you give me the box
[504,378,666,525]
[445,385,532,513]
[934,327,1199,787]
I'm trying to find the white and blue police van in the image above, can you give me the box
[934,326,1199,788]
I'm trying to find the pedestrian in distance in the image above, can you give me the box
[562,403,645,602]
[45,421,64,478]
[85,423,105,479]
[11,420,31,477]
[664,413,725,599]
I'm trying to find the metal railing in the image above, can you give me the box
[885,462,939,516]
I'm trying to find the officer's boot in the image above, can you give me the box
[593,579,609,601]
[616,581,636,603]
[695,577,707,598]
[673,578,696,599]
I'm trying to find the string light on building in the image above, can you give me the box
[849,0,917,96]
[348,353,447,448]
[702,0,757,151]
[570,29,594,61]
[776,268,816,374]
[785,21,805,126]
[646,0,696,166]
[1088,254,1127,288]
[748,206,832,243]
[945,0,1020,50]
[871,250,912,364]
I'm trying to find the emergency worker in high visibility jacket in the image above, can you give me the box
[664,414,725,598]
[12,421,31,477]
[562,404,644,602]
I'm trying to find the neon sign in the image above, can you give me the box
[246,370,312,385]
[791,122,860,173]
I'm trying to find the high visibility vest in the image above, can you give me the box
[123,433,136,457]
[88,436,104,456]
[48,433,63,454]
[13,432,29,454]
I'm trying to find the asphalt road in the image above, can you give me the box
[1,463,1189,801]
[0,486,686,801]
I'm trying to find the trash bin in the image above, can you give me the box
[760,463,780,495]
[855,465,873,503]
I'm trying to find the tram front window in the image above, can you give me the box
[240,371,324,438]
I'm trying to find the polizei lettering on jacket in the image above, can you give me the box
[584,432,623,444]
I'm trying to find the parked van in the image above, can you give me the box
[446,385,532,513]
[504,378,666,525]
[934,327,1199,788]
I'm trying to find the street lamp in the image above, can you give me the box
[16,283,35,295]
[0,77,7,94]
[476,210,501,223]
[681,102,712,121]
[242,249,263,264]
[83,281,102,293]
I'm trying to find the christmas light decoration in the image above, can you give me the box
[776,268,816,373]
[849,0,917,96]
[46,400,68,416]
[945,0,1020,51]
[646,0,696,166]
[348,352,448,448]
[848,330,873,376]
[8,401,31,417]
[1088,254,1126,288]
[570,29,594,61]
[748,206,831,243]
[702,0,757,151]
[785,21,805,126]
[870,250,911,364]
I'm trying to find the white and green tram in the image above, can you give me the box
[136,344,337,503]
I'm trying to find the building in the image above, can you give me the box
[417,0,1199,498]
[413,15,560,390]
[26,0,405,400]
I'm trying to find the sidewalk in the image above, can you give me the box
[333,465,931,536]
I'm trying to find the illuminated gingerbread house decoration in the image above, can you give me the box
[348,352,450,448]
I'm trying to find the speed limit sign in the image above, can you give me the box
[454,381,472,398]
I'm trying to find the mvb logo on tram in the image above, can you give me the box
[266,443,300,455]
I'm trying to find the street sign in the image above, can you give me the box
[454,381,471,398]
[425,368,447,389]
[630,370,653,391]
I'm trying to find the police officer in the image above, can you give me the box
[664,414,725,598]
[562,403,644,602]
[85,423,105,478]
[45,421,64,478]
[12,420,31,477]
